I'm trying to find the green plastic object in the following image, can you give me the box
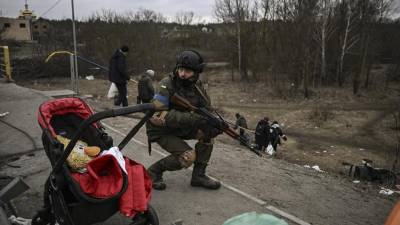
[222,212,288,225]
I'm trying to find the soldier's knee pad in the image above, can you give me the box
[178,149,196,168]
[195,141,214,152]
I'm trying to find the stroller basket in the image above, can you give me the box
[33,97,158,225]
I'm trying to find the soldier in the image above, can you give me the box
[137,69,155,104]
[234,113,248,145]
[146,50,222,190]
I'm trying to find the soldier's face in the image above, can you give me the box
[177,67,194,79]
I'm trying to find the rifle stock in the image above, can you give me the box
[170,94,261,157]
[170,94,197,111]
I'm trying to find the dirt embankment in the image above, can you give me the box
[13,68,400,225]
[16,67,400,177]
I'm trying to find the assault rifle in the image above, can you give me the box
[170,93,262,157]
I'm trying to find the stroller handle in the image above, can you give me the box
[52,103,156,174]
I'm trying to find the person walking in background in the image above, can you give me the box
[255,117,270,152]
[234,113,248,145]
[108,45,130,107]
[137,69,155,104]
[270,121,287,152]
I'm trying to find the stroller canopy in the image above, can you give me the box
[38,97,100,137]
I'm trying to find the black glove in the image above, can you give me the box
[207,127,223,139]
[208,117,224,129]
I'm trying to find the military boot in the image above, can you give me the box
[191,163,221,190]
[147,155,182,190]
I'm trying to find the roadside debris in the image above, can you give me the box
[0,112,10,117]
[312,165,324,172]
[342,159,397,185]
[170,219,183,225]
[353,180,360,184]
[304,165,324,172]
[8,215,31,225]
[379,187,394,195]
[222,212,288,225]
[85,75,94,80]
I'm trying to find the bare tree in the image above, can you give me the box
[362,0,393,89]
[313,0,337,87]
[214,0,260,81]
[131,8,166,22]
[174,11,195,25]
[79,9,170,76]
[270,0,319,98]
[298,0,319,98]
[391,110,400,180]
[353,0,393,94]
[335,0,359,87]
[88,9,131,23]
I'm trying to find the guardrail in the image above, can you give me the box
[45,50,110,94]
[0,46,13,82]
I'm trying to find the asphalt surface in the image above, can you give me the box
[0,81,295,225]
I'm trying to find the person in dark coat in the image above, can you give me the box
[255,117,270,152]
[137,69,155,104]
[109,45,130,107]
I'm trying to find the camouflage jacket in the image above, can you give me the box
[146,73,211,140]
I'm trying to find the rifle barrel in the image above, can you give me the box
[171,93,261,157]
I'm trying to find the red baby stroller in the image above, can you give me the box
[32,97,158,225]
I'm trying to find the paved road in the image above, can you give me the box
[0,82,48,158]
[1,81,396,225]
[0,81,297,225]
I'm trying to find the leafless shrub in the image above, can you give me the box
[391,110,400,177]
[309,104,334,126]
[175,11,195,25]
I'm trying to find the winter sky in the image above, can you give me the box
[1,0,217,22]
[1,0,399,22]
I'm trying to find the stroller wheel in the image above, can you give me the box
[32,208,55,225]
[145,204,159,225]
[131,204,159,225]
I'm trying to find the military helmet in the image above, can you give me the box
[176,50,204,73]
